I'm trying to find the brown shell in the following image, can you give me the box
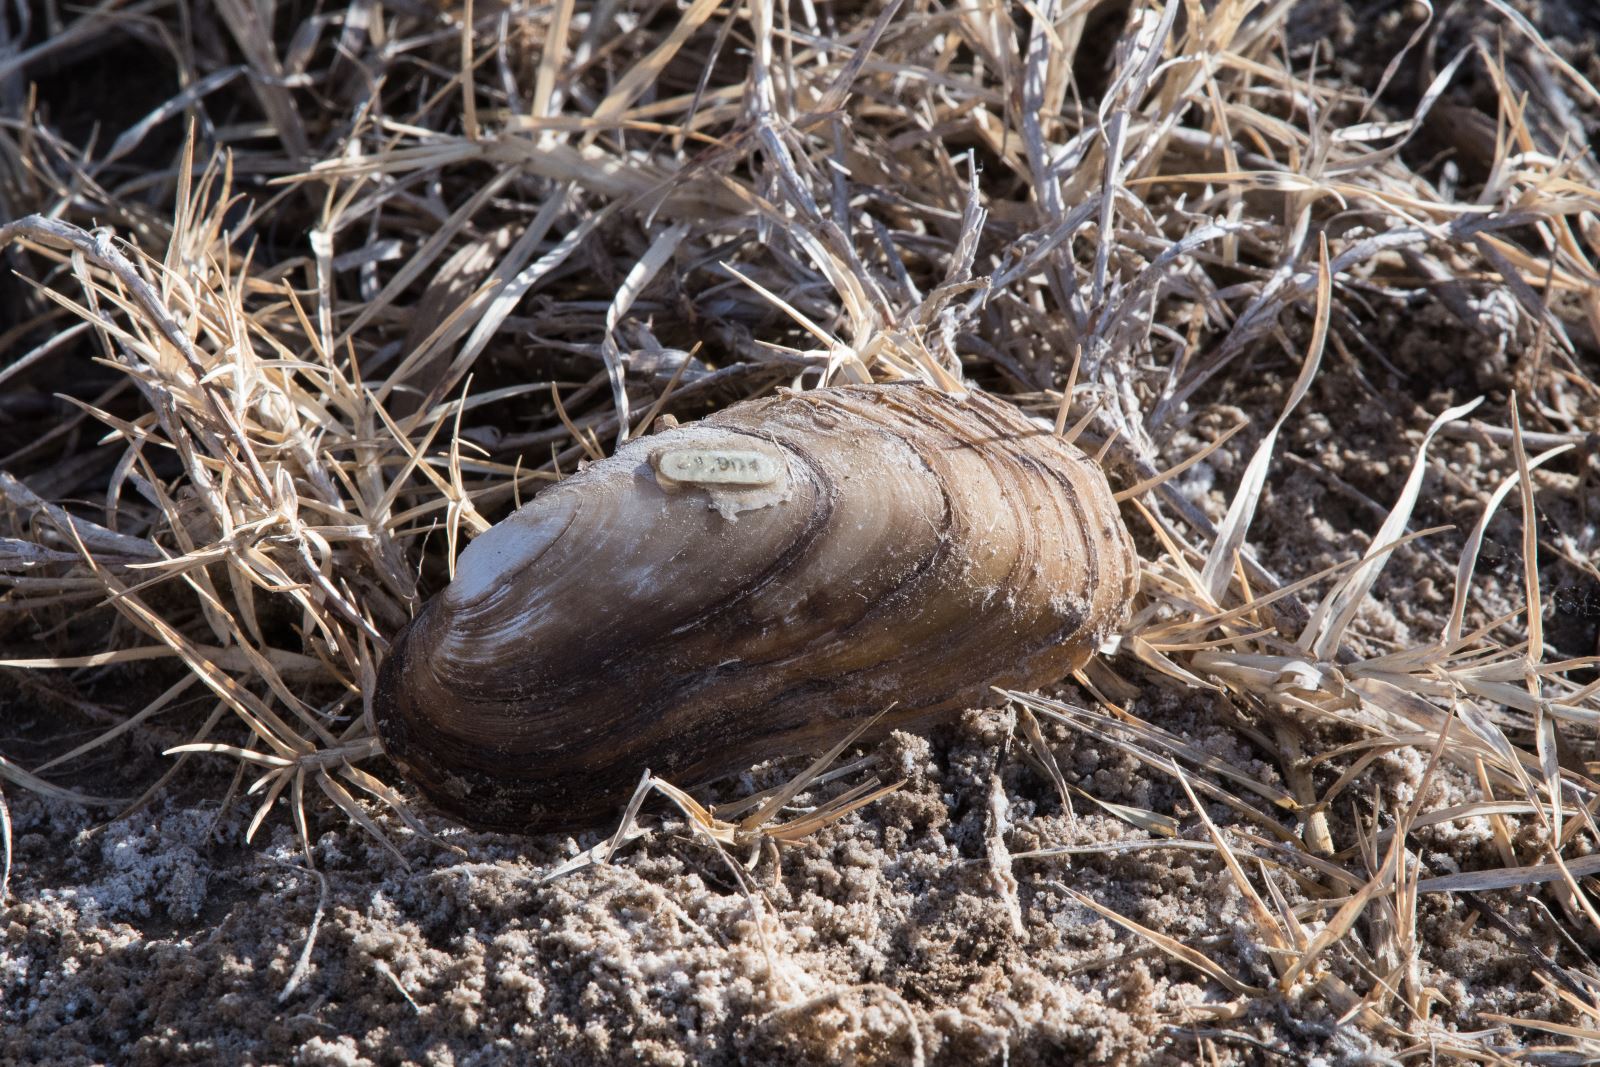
[373,383,1137,832]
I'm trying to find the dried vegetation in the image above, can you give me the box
[2,0,1600,1060]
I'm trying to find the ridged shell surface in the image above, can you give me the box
[373,383,1136,831]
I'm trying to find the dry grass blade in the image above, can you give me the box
[0,784,10,906]
[1301,397,1484,659]
[603,223,689,445]
[0,751,123,809]
[1060,885,1266,998]
[276,863,329,1003]
[1197,234,1331,604]
[1445,443,1575,648]
[1277,827,1402,991]
[762,778,906,843]
[552,716,900,882]
[737,708,892,832]
[1017,704,1074,822]
[1169,767,1292,978]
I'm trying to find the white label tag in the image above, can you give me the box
[654,448,781,487]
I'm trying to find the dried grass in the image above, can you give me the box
[3,0,1599,1058]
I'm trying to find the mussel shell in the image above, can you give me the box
[374,383,1136,832]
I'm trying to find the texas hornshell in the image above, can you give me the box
[373,382,1137,832]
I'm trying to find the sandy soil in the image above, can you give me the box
[0,705,1437,1066]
